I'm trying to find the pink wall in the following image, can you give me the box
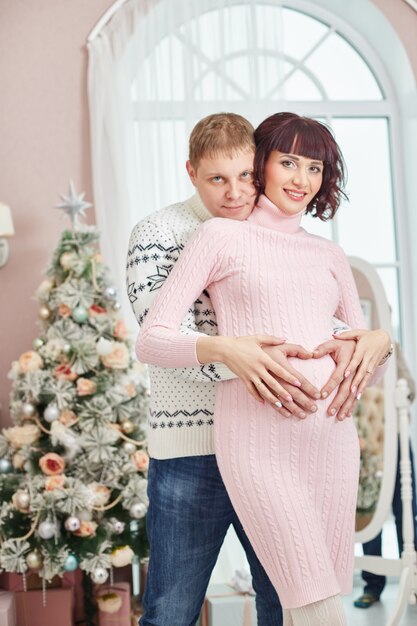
[0,0,112,423]
[373,0,417,80]
[0,0,416,424]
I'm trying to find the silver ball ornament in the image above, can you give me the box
[62,343,71,354]
[123,442,136,455]
[129,502,147,519]
[102,286,117,300]
[44,404,60,423]
[26,550,43,570]
[22,402,36,418]
[72,306,88,324]
[38,520,57,539]
[112,301,121,311]
[122,420,135,435]
[91,567,109,584]
[0,459,12,474]
[39,305,51,320]
[113,520,125,534]
[32,337,44,350]
[96,337,113,356]
[64,554,78,572]
[64,516,81,532]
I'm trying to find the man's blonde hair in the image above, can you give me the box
[189,113,255,168]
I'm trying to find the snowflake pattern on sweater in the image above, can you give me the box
[126,194,235,459]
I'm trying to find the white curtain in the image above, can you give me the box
[88,0,154,325]
[87,0,284,326]
[87,0,251,583]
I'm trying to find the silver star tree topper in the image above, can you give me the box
[56,180,92,230]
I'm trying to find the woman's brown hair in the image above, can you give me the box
[254,112,347,220]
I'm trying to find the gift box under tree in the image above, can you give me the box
[0,591,16,626]
[199,582,257,626]
[15,587,73,626]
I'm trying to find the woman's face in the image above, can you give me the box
[264,150,323,215]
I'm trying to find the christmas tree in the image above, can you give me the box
[0,183,149,587]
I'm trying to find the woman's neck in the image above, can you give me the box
[248,194,305,234]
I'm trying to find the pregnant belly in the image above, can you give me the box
[287,353,337,391]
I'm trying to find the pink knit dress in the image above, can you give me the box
[137,195,369,609]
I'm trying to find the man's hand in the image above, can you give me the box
[214,335,320,409]
[263,344,320,418]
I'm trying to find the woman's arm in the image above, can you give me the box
[136,220,317,404]
[329,245,391,394]
[135,220,228,368]
[126,218,236,383]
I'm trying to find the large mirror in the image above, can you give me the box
[349,256,398,545]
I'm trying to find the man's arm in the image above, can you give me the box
[126,217,235,383]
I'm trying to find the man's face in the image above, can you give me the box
[186,149,256,220]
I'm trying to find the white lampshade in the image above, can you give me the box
[0,203,15,237]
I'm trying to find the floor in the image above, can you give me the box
[343,574,417,625]
[209,516,417,625]
[342,515,417,626]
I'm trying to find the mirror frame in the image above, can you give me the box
[349,256,398,544]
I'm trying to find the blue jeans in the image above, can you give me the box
[362,439,417,598]
[140,455,282,626]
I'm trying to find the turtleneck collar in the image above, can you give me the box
[189,191,213,223]
[248,194,304,234]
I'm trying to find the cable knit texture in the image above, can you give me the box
[137,194,380,608]
[128,193,350,459]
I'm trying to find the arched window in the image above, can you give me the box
[128,1,402,336]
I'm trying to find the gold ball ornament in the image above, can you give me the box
[15,490,31,511]
[60,252,76,270]
[39,306,51,320]
[26,550,43,570]
[121,420,136,435]
[12,452,26,470]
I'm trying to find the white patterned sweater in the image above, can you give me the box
[126,193,349,459]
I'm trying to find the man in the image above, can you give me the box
[126,113,357,626]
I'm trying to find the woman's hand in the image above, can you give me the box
[313,338,358,420]
[334,329,391,397]
[313,338,356,398]
[263,344,320,418]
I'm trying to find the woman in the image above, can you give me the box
[136,113,391,625]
